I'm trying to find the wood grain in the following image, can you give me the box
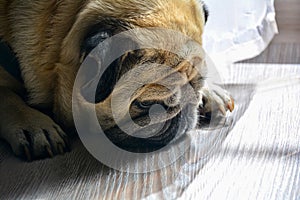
[241,43,300,64]
[181,64,300,199]
[273,0,300,44]
[1,64,299,199]
[1,1,300,199]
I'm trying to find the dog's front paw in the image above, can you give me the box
[1,108,69,161]
[198,85,234,120]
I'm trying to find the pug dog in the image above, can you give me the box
[0,0,234,161]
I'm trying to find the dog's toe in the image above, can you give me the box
[199,85,234,117]
[6,123,69,161]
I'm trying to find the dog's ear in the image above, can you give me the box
[202,2,209,23]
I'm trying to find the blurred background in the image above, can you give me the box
[203,0,299,64]
[243,0,300,64]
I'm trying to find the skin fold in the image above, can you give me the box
[0,0,234,160]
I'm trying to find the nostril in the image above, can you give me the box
[133,100,155,110]
[191,56,202,67]
[164,89,181,107]
[138,101,154,109]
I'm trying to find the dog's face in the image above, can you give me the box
[62,0,208,150]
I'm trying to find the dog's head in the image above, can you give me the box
[60,0,209,151]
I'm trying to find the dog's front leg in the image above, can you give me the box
[0,69,69,161]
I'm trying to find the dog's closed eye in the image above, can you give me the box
[80,29,112,60]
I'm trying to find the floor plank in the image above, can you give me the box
[242,0,300,64]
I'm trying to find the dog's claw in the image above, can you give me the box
[63,137,71,151]
[219,105,227,115]
[54,125,70,151]
[23,146,32,161]
[57,144,64,154]
[45,146,54,158]
[227,96,235,112]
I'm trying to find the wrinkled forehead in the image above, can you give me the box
[84,0,205,40]
[62,0,206,64]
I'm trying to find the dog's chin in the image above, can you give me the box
[103,104,198,153]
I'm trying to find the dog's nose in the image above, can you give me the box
[163,89,181,107]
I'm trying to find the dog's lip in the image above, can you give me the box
[129,104,181,126]
[101,102,196,153]
[103,113,180,151]
[104,111,177,142]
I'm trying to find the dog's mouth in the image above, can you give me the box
[102,103,197,153]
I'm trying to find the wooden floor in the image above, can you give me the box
[184,1,300,198]
[1,66,299,200]
[1,0,300,199]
